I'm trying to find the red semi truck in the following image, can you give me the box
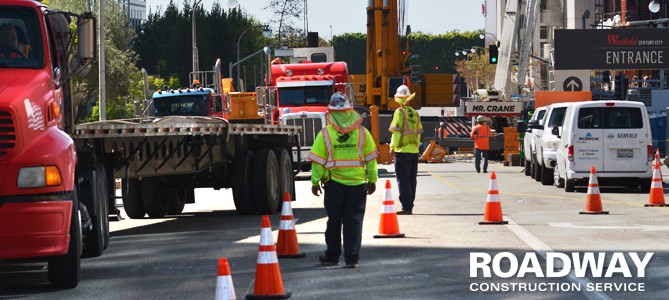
[257,60,355,169]
[0,0,97,288]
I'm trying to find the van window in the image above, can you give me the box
[546,107,567,127]
[577,107,643,129]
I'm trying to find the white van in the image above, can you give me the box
[528,102,570,185]
[554,101,653,192]
[522,106,547,176]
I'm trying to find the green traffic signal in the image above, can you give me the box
[491,57,497,63]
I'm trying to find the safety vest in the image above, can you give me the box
[308,125,378,186]
[388,107,423,153]
[471,124,492,150]
[0,43,30,58]
[437,127,448,138]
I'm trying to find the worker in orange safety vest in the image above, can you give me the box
[471,115,492,173]
[0,24,30,59]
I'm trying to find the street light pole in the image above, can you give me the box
[236,25,271,92]
[192,0,202,83]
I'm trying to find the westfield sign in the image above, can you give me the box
[555,29,669,70]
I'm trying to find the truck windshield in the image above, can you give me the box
[546,107,567,127]
[154,95,208,117]
[278,86,331,106]
[0,7,43,68]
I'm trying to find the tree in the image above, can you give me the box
[455,51,496,93]
[264,0,304,45]
[46,0,141,121]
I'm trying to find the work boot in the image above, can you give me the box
[318,254,338,266]
[396,209,412,215]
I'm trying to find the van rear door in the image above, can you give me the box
[601,105,647,172]
[572,106,604,173]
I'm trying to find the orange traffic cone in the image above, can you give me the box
[479,172,508,225]
[245,215,291,300]
[580,167,609,214]
[655,149,663,180]
[277,192,305,258]
[645,161,668,207]
[373,180,405,238]
[215,258,237,300]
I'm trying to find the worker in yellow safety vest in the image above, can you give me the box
[388,85,423,215]
[308,91,378,268]
[471,115,492,173]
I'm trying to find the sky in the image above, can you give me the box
[145,0,485,40]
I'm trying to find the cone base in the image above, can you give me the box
[644,204,668,207]
[373,233,406,238]
[478,221,508,225]
[277,252,306,258]
[579,211,609,214]
[245,291,292,300]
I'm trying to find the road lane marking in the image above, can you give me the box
[505,217,612,300]
[549,222,669,231]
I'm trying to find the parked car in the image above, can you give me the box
[522,107,547,176]
[528,102,570,185]
[554,101,653,192]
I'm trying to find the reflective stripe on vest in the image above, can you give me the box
[322,126,369,169]
[390,108,423,137]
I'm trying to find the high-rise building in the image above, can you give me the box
[123,0,146,29]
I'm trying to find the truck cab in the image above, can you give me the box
[0,0,96,288]
[259,61,354,169]
[153,87,224,117]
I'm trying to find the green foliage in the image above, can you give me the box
[332,30,484,75]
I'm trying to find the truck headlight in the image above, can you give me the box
[17,166,62,188]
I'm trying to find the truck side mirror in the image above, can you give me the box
[71,13,96,76]
[551,125,560,138]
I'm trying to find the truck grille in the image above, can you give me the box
[284,117,323,147]
[0,111,16,157]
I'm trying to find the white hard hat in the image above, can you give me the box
[476,115,485,122]
[328,92,352,111]
[395,85,411,98]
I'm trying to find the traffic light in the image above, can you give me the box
[488,45,498,64]
[614,73,628,100]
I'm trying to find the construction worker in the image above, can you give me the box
[471,115,493,173]
[309,92,378,268]
[389,85,423,215]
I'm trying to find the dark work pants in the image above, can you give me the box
[323,181,367,264]
[474,148,489,172]
[394,152,418,212]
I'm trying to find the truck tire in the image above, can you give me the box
[565,179,576,192]
[541,165,554,185]
[166,186,191,215]
[554,165,565,188]
[231,151,255,215]
[530,156,537,179]
[122,179,145,219]
[79,164,109,258]
[524,159,531,176]
[252,149,280,215]
[48,188,82,289]
[141,178,168,218]
[274,148,295,212]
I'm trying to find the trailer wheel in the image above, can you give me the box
[274,148,296,212]
[252,149,280,215]
[48,188,81,289]
[79,164,109,258]
[231,151,255,215]
[141,178,168,218]
[166,186,190,215]
[122,179,145,219]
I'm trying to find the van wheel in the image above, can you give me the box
[565,179,576,192]
[524,159,531,176]
[541,165,554,185]
[640,179,652,193]
[554,165,565,188]
[48,188,81,289]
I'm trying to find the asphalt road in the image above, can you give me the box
[2,157,669,299]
